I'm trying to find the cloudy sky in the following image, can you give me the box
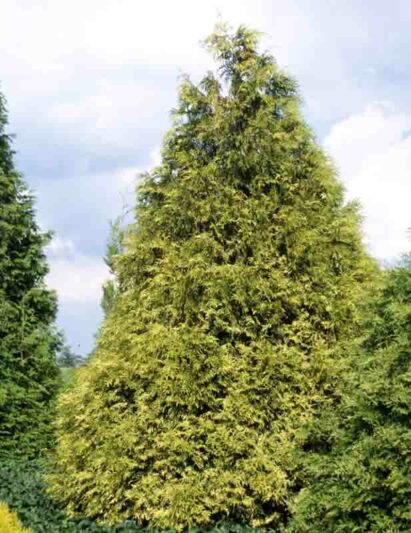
[1,0,411,355]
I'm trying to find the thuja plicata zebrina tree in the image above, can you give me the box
[49,25,376,530]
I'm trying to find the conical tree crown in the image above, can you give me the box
[50,26,375,529]
[0,90,60,458]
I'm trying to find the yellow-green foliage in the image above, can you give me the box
[60,367,77,390]
[0,503,31,533]
[50,25,377,530]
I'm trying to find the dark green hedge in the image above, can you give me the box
[288,258,411,532]
[0,460,271,533]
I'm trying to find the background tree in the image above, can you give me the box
[101,216,127,317]
[82,215,128,365]
[50,25,376,530]
[0,90,60,459]
[290,255,411,532]
[56,341,83,368]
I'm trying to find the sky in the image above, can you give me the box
[1,0,411,355]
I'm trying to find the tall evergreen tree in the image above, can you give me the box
[290,256,411,532]
[50,26,375,529]
[0,90,60,458]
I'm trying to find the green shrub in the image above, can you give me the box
[289,256,411,532]
[49,25,375,530]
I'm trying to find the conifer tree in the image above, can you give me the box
[0,90,60,458]
[57,341,83,368]
[290,256,411,532]
[101,217,126,317]
[50,26,375,529]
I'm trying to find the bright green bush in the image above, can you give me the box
[0,90,60,459]
[50,25,375,530]
[289,256,411,532]
[0,502,31,533]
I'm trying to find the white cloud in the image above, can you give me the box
[1,0,317,181]
[0,0,277,73]
[1,0,381,183]
[39,161,144,305]
[34,164,141,247]
[45,236,75,258]
[324,102,411,261]
[46,236,110,304]
[46,80,166,153]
